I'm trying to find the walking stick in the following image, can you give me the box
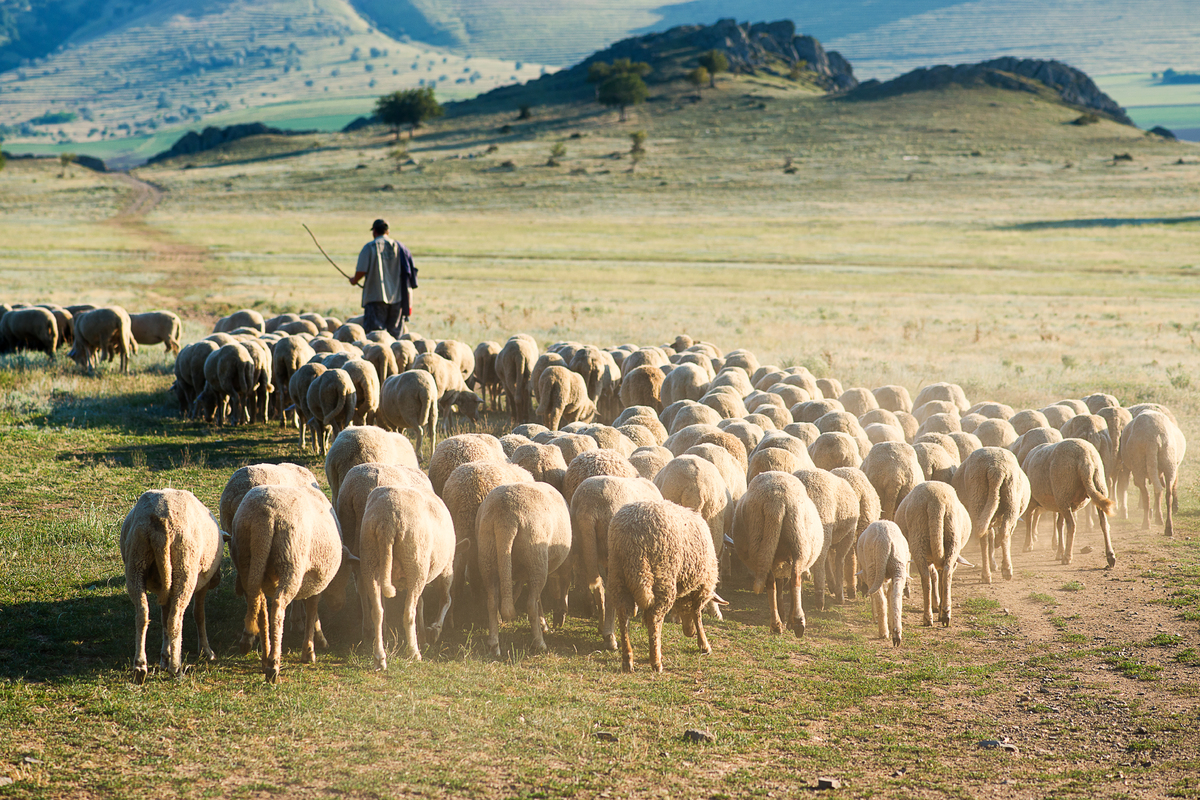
[302,224,356,282]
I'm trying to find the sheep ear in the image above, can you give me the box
[711,592,730,607]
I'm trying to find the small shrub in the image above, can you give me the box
[1061,580,1085,592]
[1070,113,1100,126]
[1061,354,1078,369]
[517,104,532,120]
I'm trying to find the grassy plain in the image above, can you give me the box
[2,75,1200,797]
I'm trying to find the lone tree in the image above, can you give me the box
[376,87,443,140]
[589,59,651,120]
[697,49,728,88]
[686,66,709,93]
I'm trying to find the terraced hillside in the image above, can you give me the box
[0,0,546,164]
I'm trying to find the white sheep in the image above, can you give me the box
[861,441,924,520]
[1119,410,1186,536]
[121,489,222,683]
[306,368,356,454]
[855,521,910,646]
[325,426,420,507]
[951,447,1031,584]
[1024,438,1117,566]
[428,433,507,496]
[377,370,440,460]
[129,310,182,355]
[894,481,972,627]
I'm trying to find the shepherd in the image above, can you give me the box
[349,218,418,337]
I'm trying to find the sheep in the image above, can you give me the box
[1008,409,1049,435]
[830,465,881,590]
[620,364,666,412]
[719,419,766,454]
[660,362,710,407]
[265,313,301,333]
[621,346,670,377]
[951,447,1031,584]
[334,322,367,343]
[508,442,569,493]
[766,383,808,409]
[815,377,843,399]
[540,365,597,431]
[500,433,532,457]
[607,499,722,672]
[218,463,321,534]
[35,304,73,349]
[654,455,731,599]
[732,471,826,637]
[615,406,669,442]
[861,441,923,521]
[659,399,700,431]
[570,475,662,642]
[709,367,753,397]
[280,319,321,336]
[273,336,317,428]
[838,388,879,417]
[629,445,673,481]
[468,340,503,410]
[1011,426,1063,469]
[435,339,475,383]
[1024,439,1117,566]
[195,342,256,426]
[688,428,749,473]
[531,352,567,404]
[617,423,659,448]
[1040,404,1076,428]
[793,398,844,423]
[1119,410,1186,537]
[549,432,599,464]
[562,449,639,503]
[701,389,748,419]
[782,371,821,400]
[917,412,961,438]
[913,440,959,483]
[970,402,1015,420]
[808,431,861,471]
[288,362,327,450]
[239,338,274,424]
[948,431,982,462]
[496,335,539,424]
[894,481,972,628]
[70,307,133,373]
[375,371,436,460]
[959,412,986,434]
[361,342,399,383]
[783,422,820,447]
[973,418,1018,449]
[913,399,960,425]
[668,402,723,435]
[427,433,507,496]
[567,345,609,402]
[873,385,913,413]
[748,446,807,482]
[894,411,919,443]
[855,521,910,646]
[325,426,420,508]
[391,338,419,372]
[229,485,354,682]
[913,382,970,414]
[476,482,572,656]
[214,309,265,333]
[129,311,182,355]
[360,486,457,668]
[121,489,222,683]
[305,368,356,455]
[792,469,861,607]
[865,423,906,445]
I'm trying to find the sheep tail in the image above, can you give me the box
[928,502,947,569]
[973,467,1004,541]
[1083,458,1115,515]
[378,526,397,599]
[752,499,785,592]
[150,521,173,597]
[498,519,519,622]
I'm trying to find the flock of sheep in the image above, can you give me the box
[0,302,181,372]
[102,311,1187,682]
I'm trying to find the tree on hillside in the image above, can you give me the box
[698,50,728,88]
[598,72,648,121]
[376,87,443,141]
[588,58,651,105]
[686,66,709,93]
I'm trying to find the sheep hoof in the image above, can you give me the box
[133,667,148,685]
[202,648,216,662]
[603,635,618,652]
[425,625,442,644]
[531,640,548,654]
[892,635,902,647]
[940,615,951,627]
[791,620,805,639]
[314,631,329,649]
[301,649,316,664]
[1106,553,1117,567]
[265,667,280,684]
[375,658,387,672]
[651,662,664,673]
[621,660,634,673]
[923,618,933,627]
[770,622,784,635]
[487,644,501,659]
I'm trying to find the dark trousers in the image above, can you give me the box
[363,302,406,338]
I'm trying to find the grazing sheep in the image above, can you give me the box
[620,364,667,412]
[830,465,881,591]
[360,486,457,668]
[719,419,766,454]
[476,482,572,656]
[496,335,539,425]
[571,475,662,641]
[1009,409,1049,436]
[865,423,906,444]
[913,382,970,414]
[428,433,507,497]
[792,469,860,607]
[499,433,532,456]
[531,352,567,404]
[121,489,222,683]
[618,423,659,448]
[229,485,354,682]
[325,426,420,508]
[35,304,73,349]
[767,383,808,409]
[783,422,821,447]
[861,441,924,520]
[959,413,986,434]
[709,367,753,397]
[540,366,597,431]
[913,440,959,483]
[659,399,700,431]
[215,309,265,333]
[239,339,274,424]
[873,385,913,413]
[70,307,134,373]
[913,399,960,425]
[917,412,961,438]
[621,346,671,377]
[815,377,843,399]
[508,442,569,493]
[334,322,367,343]
[218,463,320,534]
[663,423,722,457]
[894,481,971,627]
[1011,426,1063,468]
[667,403,723,435]
[951,447,1031,584]
[629,445,673,481]
[1040,404,1076,429]
[793,398,844,423]
[748,446,807,482]
[607,500,721,671]
[839,388,879,417]
[1024,439,1117,566]
[808,431,861,471]
[468,341,503,410]
[280,319,321,336]
[970,402,1015,420]
[361,342,399,383]
[948,432,982,462]
[335,462,433,564]
[654,454,731,588]
[752,431,815,466]
[702,389,749,419]
[973,418,1018,449]
[549,432,599,464]
[661,362,710,407]
[175,340,219,415]
[377,371,439,460]
[288,362,327,450]
[265,313,301,333]
[273,336,317,428]
[732,471,826,637]
[129,311,182,355]
[434,339,475,382]
[562,449,639,503]
[1119,410,1186,537]
[196,343,256,426]
[390,339,419,372]
[305,368,356,455]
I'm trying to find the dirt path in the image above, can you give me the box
[106,172,212,310]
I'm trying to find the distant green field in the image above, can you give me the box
[1095,73,1200,139]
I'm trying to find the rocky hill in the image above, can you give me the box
[850,58,1133,126]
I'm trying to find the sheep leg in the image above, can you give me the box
[528,587,549,653]
[843,548,857,601]
[1138,478,1151,530]
[646,601,672,673]
[1054,514,1066,562]
[402,584,422,660]
[416,595,427,652]
[424,574,453,645]
[159,604,169,669]
[266,596,286,683]
[485,576,502,658]
[312,613,328,649]
[872,586,888,641]
[130,583,150,684]
[812,554,828,612]
[1152,470,1164,525]
[369,575,388,671]
[1099,507,1116,568]
[1164,470,1178,538]
[789,562,806,639]
[300,595,319,664]
[829,537,851,604]
[920,565,935,627]
[1024,507,1039,552]
[193,584,215,662]
[617,603,634,672]
[691,603,711,655]
[766,573,784,634]
[602,588,619,651]
[1061,510,1076,566]
[887,570,904,646]
[998,520,1015,581]
[978,533,992,585]
[1116,471,1129,520]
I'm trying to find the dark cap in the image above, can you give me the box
[371,218,388,232]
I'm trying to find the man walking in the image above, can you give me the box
[350,218,418,337]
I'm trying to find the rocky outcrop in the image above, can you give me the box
[146,122,293,164]
[850,58,1133,126]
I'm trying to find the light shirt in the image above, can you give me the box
[355,234,415,306]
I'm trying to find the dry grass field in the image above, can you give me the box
[1,75,1199,798]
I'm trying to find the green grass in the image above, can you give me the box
[1061,581,1086,593]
